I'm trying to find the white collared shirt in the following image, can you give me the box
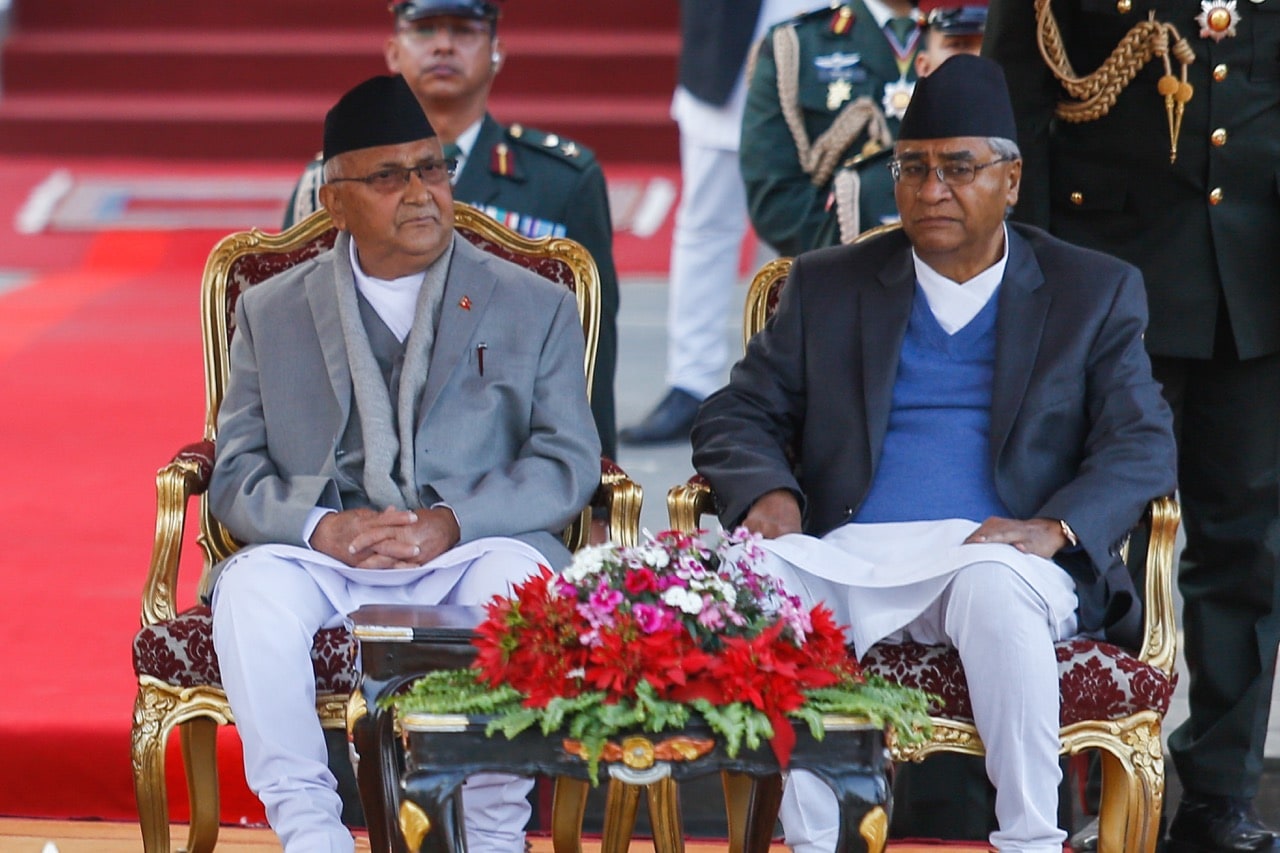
[348,237,425,343]
[447,118,484,185]
[910,224,1009,334]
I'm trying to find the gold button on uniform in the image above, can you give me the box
[1070,191,1084,205]
[1209,188,1224,205]
[1117,0,1132,11]
[1211,128,1228,146]
[1213,64,1228,82]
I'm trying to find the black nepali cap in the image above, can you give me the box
[390,0,501,22]
[322,74,436,162]
[898,54,1017,141]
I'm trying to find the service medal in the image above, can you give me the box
[827,79,853,110]
[1196,0,1240,41]
[882,77,915,119]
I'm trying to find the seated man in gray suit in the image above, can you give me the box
[692,55,1176,853]
[209,74,600,853]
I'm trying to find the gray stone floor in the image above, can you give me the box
[611,272,1280,830]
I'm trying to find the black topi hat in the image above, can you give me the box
[898,54,1017,141]
[322,74,436,162]
[390,0,501,23]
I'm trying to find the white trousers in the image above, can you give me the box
[665,130,751,399]
[211,541,544,853]
[756,526,1074,853]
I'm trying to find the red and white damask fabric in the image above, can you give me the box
[132,605,358,692]
[863,638,1176,725]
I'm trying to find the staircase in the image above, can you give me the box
[0,0,679,163]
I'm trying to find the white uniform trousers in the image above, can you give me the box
[665,130,751,399]
[211,540,545,853]
[753,522,1076,853]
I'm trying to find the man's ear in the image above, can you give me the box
[1005,158,1023,209]
[384,36,401,74]
[914,51,933,78]
[490,38,505,75]
[319,184,347,232]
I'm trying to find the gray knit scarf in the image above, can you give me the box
[335,233,455,510]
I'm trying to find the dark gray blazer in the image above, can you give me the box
[692,224,1177,647]
[209,233,601,569]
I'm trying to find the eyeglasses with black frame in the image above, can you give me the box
[888,157,1013,188]
[326,158,459,193]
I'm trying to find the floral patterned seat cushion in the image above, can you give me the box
[862,638,1176,726]
[132,605,358,693]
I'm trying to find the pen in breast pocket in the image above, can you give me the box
[476,342,487,376]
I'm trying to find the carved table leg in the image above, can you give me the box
[550,778,588,853]
[646,777,684,853]
[600,779,642,853]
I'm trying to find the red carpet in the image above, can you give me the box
[0,154,744,824]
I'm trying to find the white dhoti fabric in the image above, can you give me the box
[211,537,547,853]
[753,519,1078,853]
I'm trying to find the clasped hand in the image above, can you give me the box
[309,506,460,569]
[744,490,1068,558]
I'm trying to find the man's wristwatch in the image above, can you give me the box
[1058,518,1079,549]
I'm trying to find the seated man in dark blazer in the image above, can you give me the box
[211,74,600,853]
[692,55,1176,853]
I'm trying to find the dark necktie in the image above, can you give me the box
[886,15,916,48]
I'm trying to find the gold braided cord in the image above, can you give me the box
[1034,0,1195,160]
[774,24,894,187]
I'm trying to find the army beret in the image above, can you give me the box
[323,74,436,162]
[390,0,501,22]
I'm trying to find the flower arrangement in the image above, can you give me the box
[393,528,933,781]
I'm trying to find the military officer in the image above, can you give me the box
[986,0,1280,850]
[283,0,619,458]
[815,0,987,247]
[740,0,922,257]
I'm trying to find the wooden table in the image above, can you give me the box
[349,604,485,853]
[396,713,892,853]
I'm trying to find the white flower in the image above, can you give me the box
[639,545,670,568]
[563,544,610,583]
[662,585,704,615]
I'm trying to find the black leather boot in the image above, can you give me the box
[1166,793,1280,852]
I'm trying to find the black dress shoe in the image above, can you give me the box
[1071,817,1099,852]
[618,388,702,445]
[1167,793,1280,852]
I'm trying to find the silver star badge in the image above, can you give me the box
[1197,0,1240,41]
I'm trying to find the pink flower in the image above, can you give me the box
[633,603,670,634]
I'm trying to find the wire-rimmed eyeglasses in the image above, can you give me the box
[888,157,1013,188]
[326,158,458,193]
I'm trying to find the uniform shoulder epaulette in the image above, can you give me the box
[790,2,855,32]
[503,124,596,171]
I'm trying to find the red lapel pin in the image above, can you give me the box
[459,296,472,311]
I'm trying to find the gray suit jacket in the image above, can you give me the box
[209,233,601,568]
[692,224,1177,647]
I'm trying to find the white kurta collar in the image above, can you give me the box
[348,237,425,342]
[910,224,1009,334]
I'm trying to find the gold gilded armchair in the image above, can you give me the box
[669,250,1182,853]
[131,203,642,853]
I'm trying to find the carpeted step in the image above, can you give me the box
[0,92,678,162]
[1,29,678,99]
[14,0,672,32]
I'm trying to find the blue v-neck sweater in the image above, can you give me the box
[853,285,1011,524]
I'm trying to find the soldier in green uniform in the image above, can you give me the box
[986,0,1280,849]
[814,0,988,247]
[740,0,922,256]
[283,0,619,457]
